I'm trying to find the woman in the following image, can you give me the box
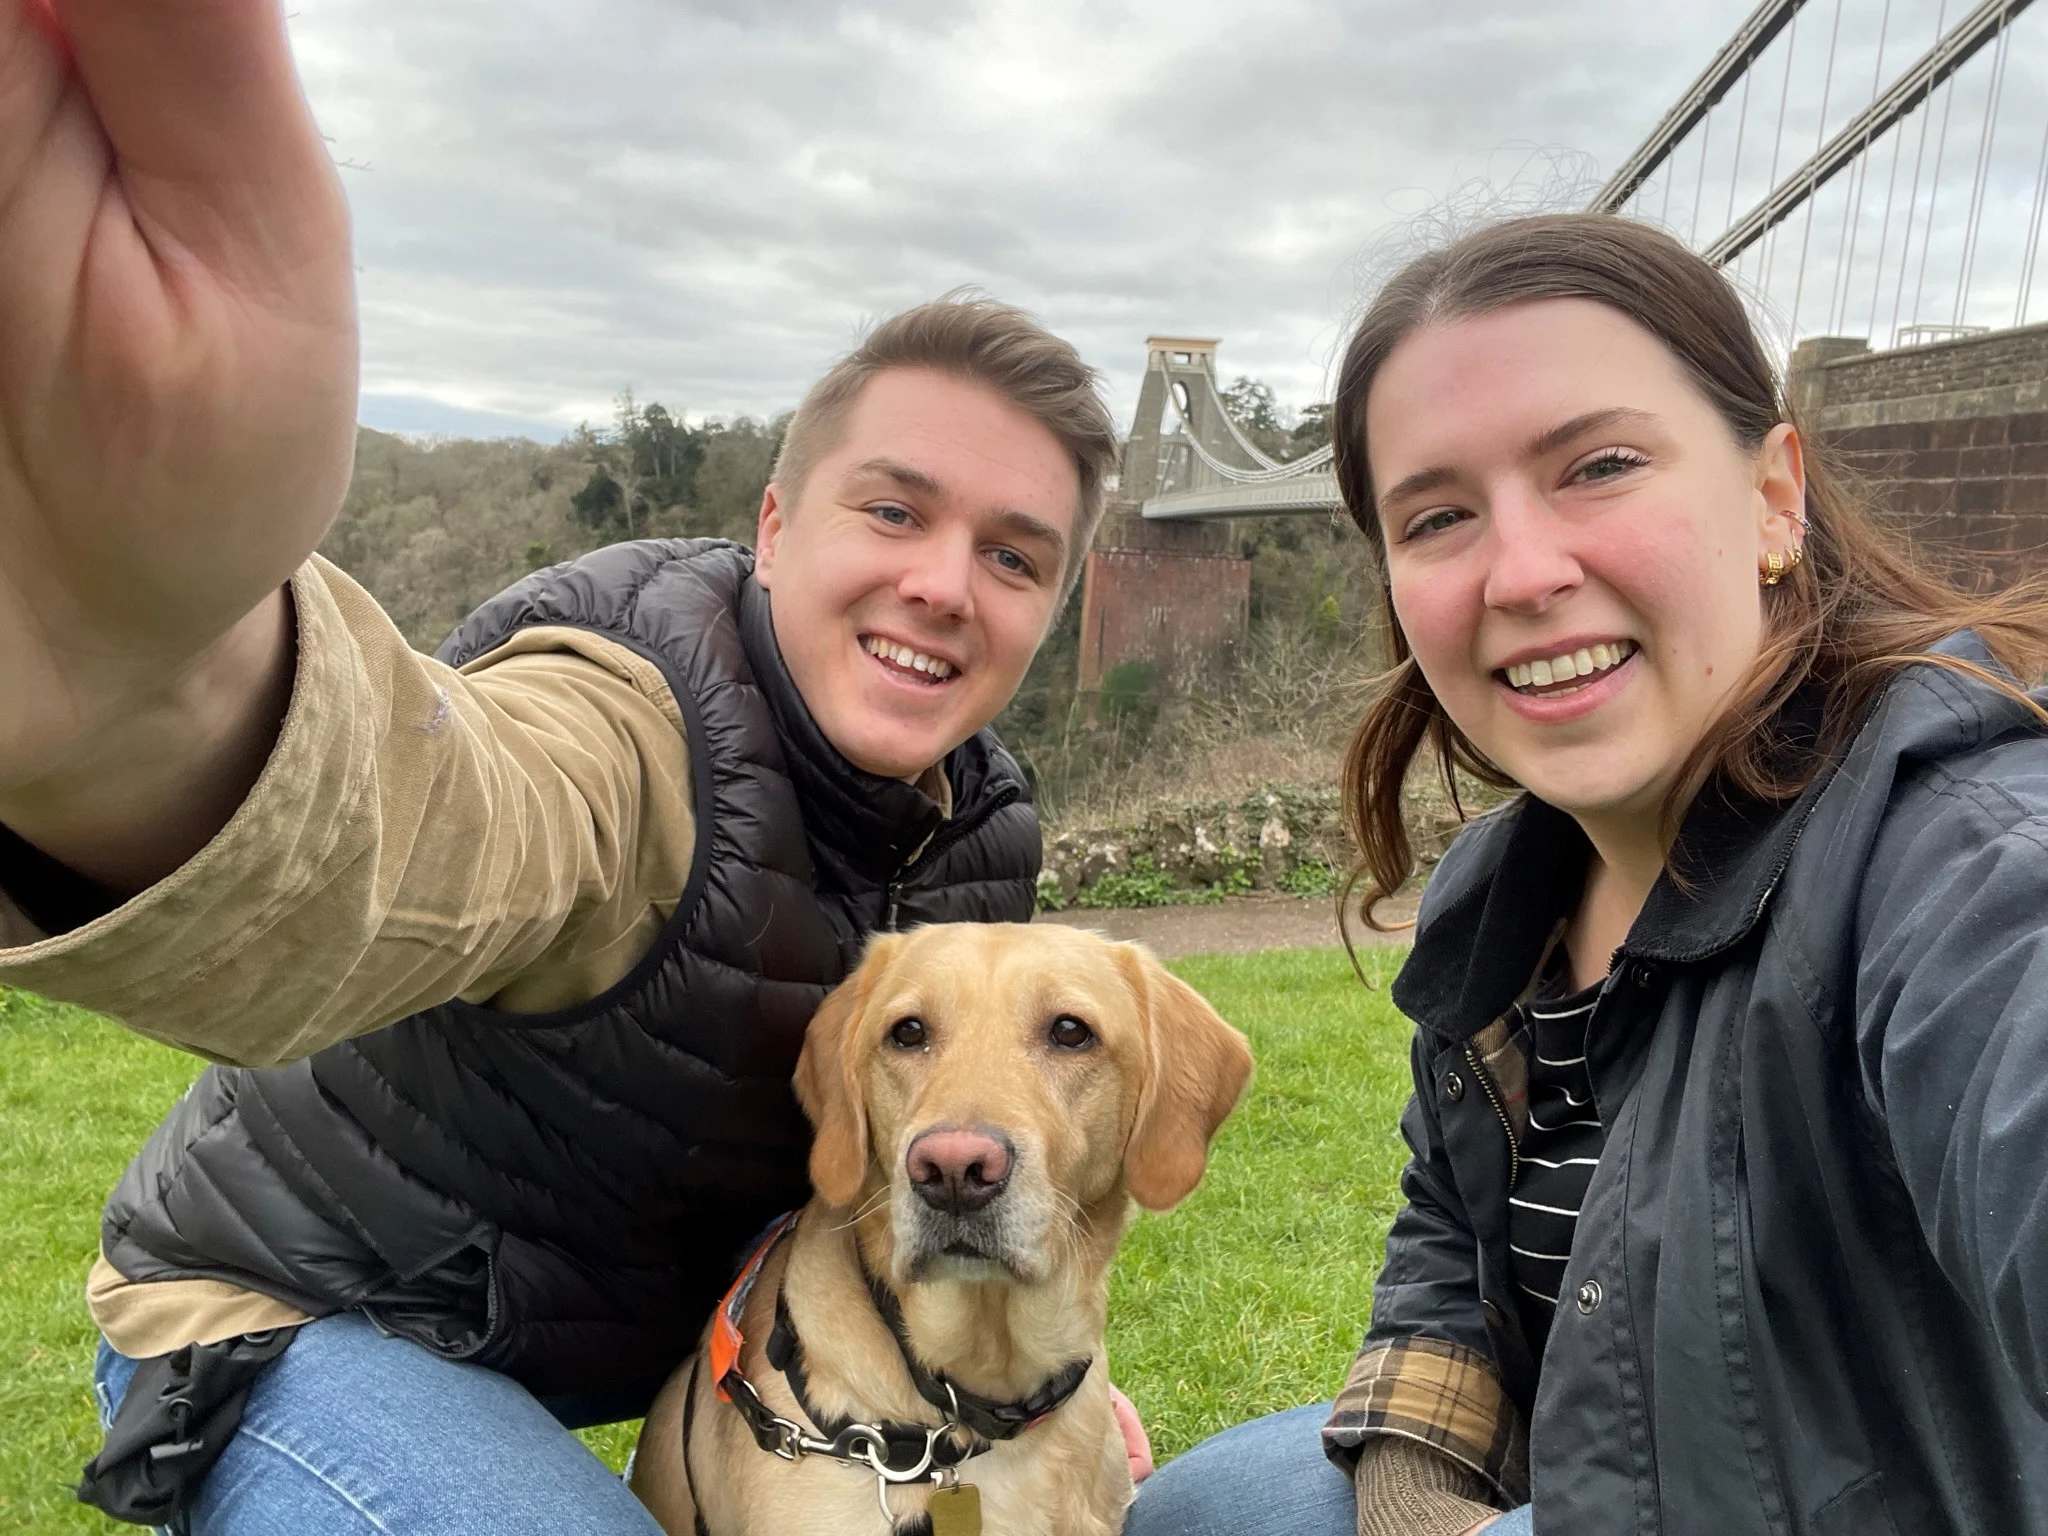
[1126,213,2048,1536]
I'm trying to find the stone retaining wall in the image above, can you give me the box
[1037,780,1486,907]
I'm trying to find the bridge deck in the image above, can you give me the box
[1141,470,1342,519]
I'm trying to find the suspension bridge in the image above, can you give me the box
[1080,0,2048,691]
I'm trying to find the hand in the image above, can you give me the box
[1107,1382,1154,1483]
[0,0,356,884]
[1459,1520,1500,1534]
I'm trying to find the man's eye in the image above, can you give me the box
[873,504,913,526]
[988,547,1035,578]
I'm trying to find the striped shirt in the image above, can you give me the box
[1508,966,1606,1348]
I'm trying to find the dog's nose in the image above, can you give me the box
[906,1127,1013,1214]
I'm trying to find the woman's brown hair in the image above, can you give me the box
[1335,213,2048,928]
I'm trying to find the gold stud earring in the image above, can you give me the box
[1760,550,1785,587]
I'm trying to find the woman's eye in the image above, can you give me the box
[1400,507,1465,542]
[1572,448,1649,483]
[1047,1015,1095,1051]
[888,1017,927,1050]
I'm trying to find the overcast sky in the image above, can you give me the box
[285,0,2048,442]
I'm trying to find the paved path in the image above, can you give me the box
[1037,890,1418,961]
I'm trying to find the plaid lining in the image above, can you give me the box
[1469,1015,1529,1143]
[1322,1336,1530,1505]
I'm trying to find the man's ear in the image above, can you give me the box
[1118,946,1254,1212]
[792,934,901,1208]
[754,482,785,587]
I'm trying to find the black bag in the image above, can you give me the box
[77,1327,299,1534]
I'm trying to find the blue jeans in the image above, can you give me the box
[94,1313,663,1535]
[1124,1401,1534,1536]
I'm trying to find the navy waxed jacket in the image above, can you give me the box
[1328,634,2048,1534]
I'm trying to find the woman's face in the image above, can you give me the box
[1367,297,1805,833]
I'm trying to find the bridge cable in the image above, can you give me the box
[1208,382,1288,472]
[1910,45,1963,336]
[1953,14,2012,327]
[1890,0,1951,346]
[1831,0,1894,334]
[1158,376,1334,485]
[1759,6,1803,300]
[1152,363,1292,475]
[1727,65,1754,237]
[1692,111,1714,246]
[1863,3,1915,339]
[2013,91,2048,324]
[1790,0,1848,337]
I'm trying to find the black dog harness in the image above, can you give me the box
[681,1212,1093,1534]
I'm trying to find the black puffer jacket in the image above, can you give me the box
[1370,636,2048,1533]
[99,540,1041,1396]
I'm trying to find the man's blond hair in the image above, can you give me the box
[772,294,1118,600]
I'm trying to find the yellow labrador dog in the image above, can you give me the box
[631,922,1252,1536]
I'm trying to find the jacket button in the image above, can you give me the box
[1630,962,1658,989]
[1576,1279,1604,1314]
[1482,1299,1503,1329]
[1443,1072,1466,1101]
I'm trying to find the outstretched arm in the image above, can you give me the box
[0,0,356,890]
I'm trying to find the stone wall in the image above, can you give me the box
[1810,323,2048,421]
[1037,780,1487,908]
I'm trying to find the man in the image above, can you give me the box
[0,3,1119,1529]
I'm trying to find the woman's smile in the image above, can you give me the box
[1493,638,1640,723]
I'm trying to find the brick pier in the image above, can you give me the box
[1790,325,2048,591]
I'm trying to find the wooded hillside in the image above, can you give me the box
[319,401,782,651]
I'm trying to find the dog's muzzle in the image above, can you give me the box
[899,1125,1036,1278]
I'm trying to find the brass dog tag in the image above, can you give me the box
[928,1482,981,1536]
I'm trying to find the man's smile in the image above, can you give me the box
[861,632,960,684]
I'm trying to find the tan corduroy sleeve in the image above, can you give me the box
[0,555,695,1066]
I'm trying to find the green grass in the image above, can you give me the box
[1,944,1415,1530]
[0,990,208,1535]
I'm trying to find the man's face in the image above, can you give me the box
[754,367,1079,781]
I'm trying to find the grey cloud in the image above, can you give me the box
[300,0,2043,439]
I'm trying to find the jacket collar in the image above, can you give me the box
[1392,691,1838,1043]
[740,578,1009,888]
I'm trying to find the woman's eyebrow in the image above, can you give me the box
[1377,463,1457,514]
[1524,407,1662,460]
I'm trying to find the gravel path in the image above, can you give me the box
[1037,889,1419,961]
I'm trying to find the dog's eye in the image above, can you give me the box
[1047,1015,1095,1051]
[888,1017,928,1050]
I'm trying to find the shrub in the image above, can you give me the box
[1278,860,1338,898]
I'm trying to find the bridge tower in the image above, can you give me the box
[1075,338,1253,698]
[1120,337,1260,501]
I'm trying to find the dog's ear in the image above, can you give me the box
[793,935,900,1208]
[1118,946,1254,1212]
